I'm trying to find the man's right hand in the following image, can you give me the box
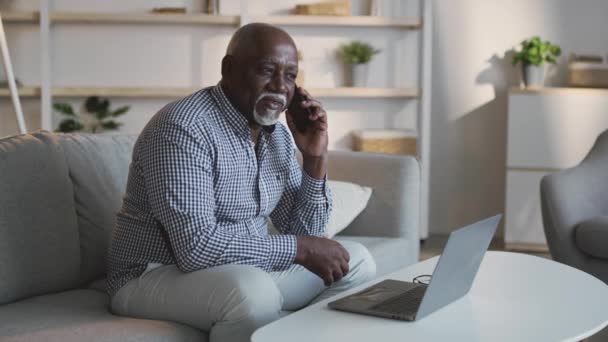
[295,236,350,286]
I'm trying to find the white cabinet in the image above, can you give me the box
[505,88,608,251]
[505,170,549,248]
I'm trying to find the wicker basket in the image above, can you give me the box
[294,0,350,16]
[568,62,608,88]
[353,129,417,155]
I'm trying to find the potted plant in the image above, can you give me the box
[512,36,561,88]
[338,41,380,87]
[54,96,130,133]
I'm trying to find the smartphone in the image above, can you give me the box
[288,86,313,133]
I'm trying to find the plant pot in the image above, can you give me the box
[344,63,369,87]
[522,64,546,88]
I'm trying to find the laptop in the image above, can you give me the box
[328,214,501,321]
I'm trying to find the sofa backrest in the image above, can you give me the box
[0,132,81,304]
[541,129,608,270]
[58,133,137,284]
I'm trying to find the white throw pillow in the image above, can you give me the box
[267,180,372,238]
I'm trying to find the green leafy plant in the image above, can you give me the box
[54,96,130,133]
[338,41,380,64]
[512,36,562,66]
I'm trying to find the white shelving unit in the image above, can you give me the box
[1,1,432,239]
[505,87,608,251]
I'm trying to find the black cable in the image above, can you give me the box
[413,274,432,285]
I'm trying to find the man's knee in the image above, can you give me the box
[340,241,377,284]
[212,265,282,323]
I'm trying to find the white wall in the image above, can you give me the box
[429,0,608,235]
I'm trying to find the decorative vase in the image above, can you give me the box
[352,64,369,87]
[522,64,546,88]
[369,0,393,16]
[345,63,369,87]
[204,0,219,14]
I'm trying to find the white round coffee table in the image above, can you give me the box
[253,252,608,342]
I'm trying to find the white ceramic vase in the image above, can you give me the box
[522,64,546,88]
[345,63,369,87]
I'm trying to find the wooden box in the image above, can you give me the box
[568,62,608,88]
[294,0,350,16]
[353,129,417,155]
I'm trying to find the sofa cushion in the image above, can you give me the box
[575,216,608,259]
[268,180,372,238]
[334,236,414,277]
[0,289,205,342]
[323,181,372,238]
[58,134,137,284]
[0,132,81,304]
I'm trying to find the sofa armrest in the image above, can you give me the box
[326,150,420,241]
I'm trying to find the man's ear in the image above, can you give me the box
[221,55,234,79]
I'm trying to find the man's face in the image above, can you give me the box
[232,41,298,126]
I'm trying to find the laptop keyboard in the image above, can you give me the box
[371,285,427,315]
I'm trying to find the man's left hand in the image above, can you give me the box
[285,87,328,159]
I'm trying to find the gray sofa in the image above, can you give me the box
[541,129,608,284]
[0,131,420,341]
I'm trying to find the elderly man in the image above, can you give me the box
[107,23,376,341]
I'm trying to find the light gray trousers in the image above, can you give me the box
[111,241,376,342]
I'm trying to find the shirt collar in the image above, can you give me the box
[211,84,276,141]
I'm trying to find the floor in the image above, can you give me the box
[419,235,607,342]
[419,234,550,261]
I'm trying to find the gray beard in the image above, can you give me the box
[253,93,286,126]
[252,109,281,126]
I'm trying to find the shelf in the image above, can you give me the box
[0,86,40,97]
[50,12,239,25]
[1,11,39,23]
[53,86,419,99]
[310,87,420,98]
[1,11,419,28]
[250,15,421,28]
[52,86,202,98]
[0,86,419,99]
[510,87,608,95]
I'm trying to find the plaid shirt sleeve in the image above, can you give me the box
[269,148,332,236]
[140,123,296,273]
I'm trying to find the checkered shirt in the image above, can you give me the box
[106,85,331,297]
